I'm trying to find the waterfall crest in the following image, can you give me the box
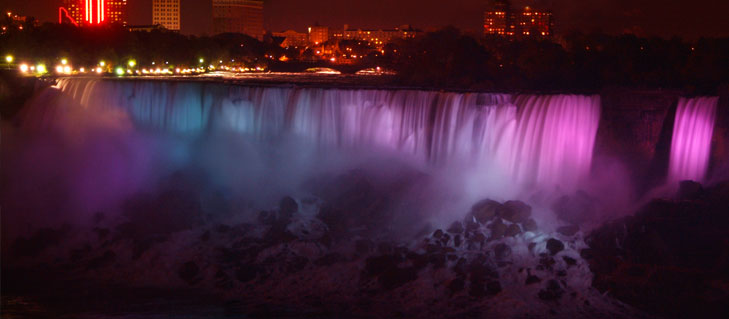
[37,78,601,194]
[668,97,718,182]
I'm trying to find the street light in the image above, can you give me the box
[128,60,136,68]
[5,55,13,63]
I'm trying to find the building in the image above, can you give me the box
[483,0,512,36]
[308,25,329,45]
[60,0,127,25]
[212,0,264,40]
[273,30,308,48]
[517,6,552,37]
[333,25,419,49]
[484,1,552,38]
[153,0,180,31]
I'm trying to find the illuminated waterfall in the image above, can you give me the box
[41,78,601,193]
[668,97,718,182]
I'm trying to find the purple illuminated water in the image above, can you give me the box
[41,79,600,195]
[668,97,718,183]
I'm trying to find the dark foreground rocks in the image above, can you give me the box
[4,170,649,318]
[586,181,729,319]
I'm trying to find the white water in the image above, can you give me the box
[668,97,718,183]
[37,79,601,196]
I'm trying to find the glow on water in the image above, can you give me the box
[668,97,718,183]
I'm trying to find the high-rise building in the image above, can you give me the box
[517,6,553,37]
[308,25,329,45]
[212,0,264,40]
[60,0,127,26]
[105,0,128,25]
[153,0,181,31]
[483,0,512,36]
[484,1,552,38]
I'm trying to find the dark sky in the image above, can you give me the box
[3,0,729,39]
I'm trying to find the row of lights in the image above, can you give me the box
[8,55,269,76]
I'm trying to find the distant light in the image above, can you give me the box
[199,58,204,63]
[99,61,106,67]
[36,64,47,74]
[61,58,68,65]
[5,55,13,63]
[115,67,125,76]
[19,63,28,72]
[79,67,85,73]
[330,57,336,62]
[152,61,156,65]
[56,65,64,73]
[175,68,180,73]
[128,60,136,67]
[63,66,71,74]
[96,67,103,74]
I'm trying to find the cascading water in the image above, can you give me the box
[43,78,601,194]
[668,97,718,183]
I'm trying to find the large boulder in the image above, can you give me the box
[499,200,532,223]
[470,199,501,224]
[551,191,596,226]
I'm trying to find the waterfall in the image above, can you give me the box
[31,78,601,194]
[668,97,718,182]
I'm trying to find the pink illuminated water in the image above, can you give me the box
[30,78,601,196]
[668,97,718,182]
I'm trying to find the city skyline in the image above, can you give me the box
[2,0,729,39]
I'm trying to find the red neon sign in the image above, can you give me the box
[83,0,106,24]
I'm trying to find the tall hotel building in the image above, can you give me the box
[61,0,127,25]
[153,0,181,31]
[212,0,264,40]
[484,0,552,38]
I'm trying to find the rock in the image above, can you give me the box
[453,235,462,247]
[546,238,565,255]
[486,281,502,295]
[286,217,328,240]
[489,219,506,239]
[365,254,418,290]
[463,219,480,232]
[505,224,522,237]
[315,253,343,266]
[200,230,211,242]
[86,250,116,270]
[557,225,580,237]
[551,191,596,226]
[179,261,200,285]
[677,180,703,200]
[355,239,374,254]
[258,210,277,225]
[432,229,444,239]
[522,218,538,232]
[538,280,564,301]
[471,199,502,224]
[279,196,298,219]
[579,248,594,260]
[467,232,486,249]
[12,228,66,258]
[440,233,451,246]
[500,200,532,223]
[447,221,463,234]
[448,277,466,293]
[563,256,577,266]
[494,243,512,259]
[526,275,541,285]
[235,264,259,282]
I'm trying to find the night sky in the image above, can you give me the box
[2,0,729,39]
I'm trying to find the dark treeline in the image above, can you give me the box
[0,22,281,67]
[383,27,729,93]
[2,21,728,93]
